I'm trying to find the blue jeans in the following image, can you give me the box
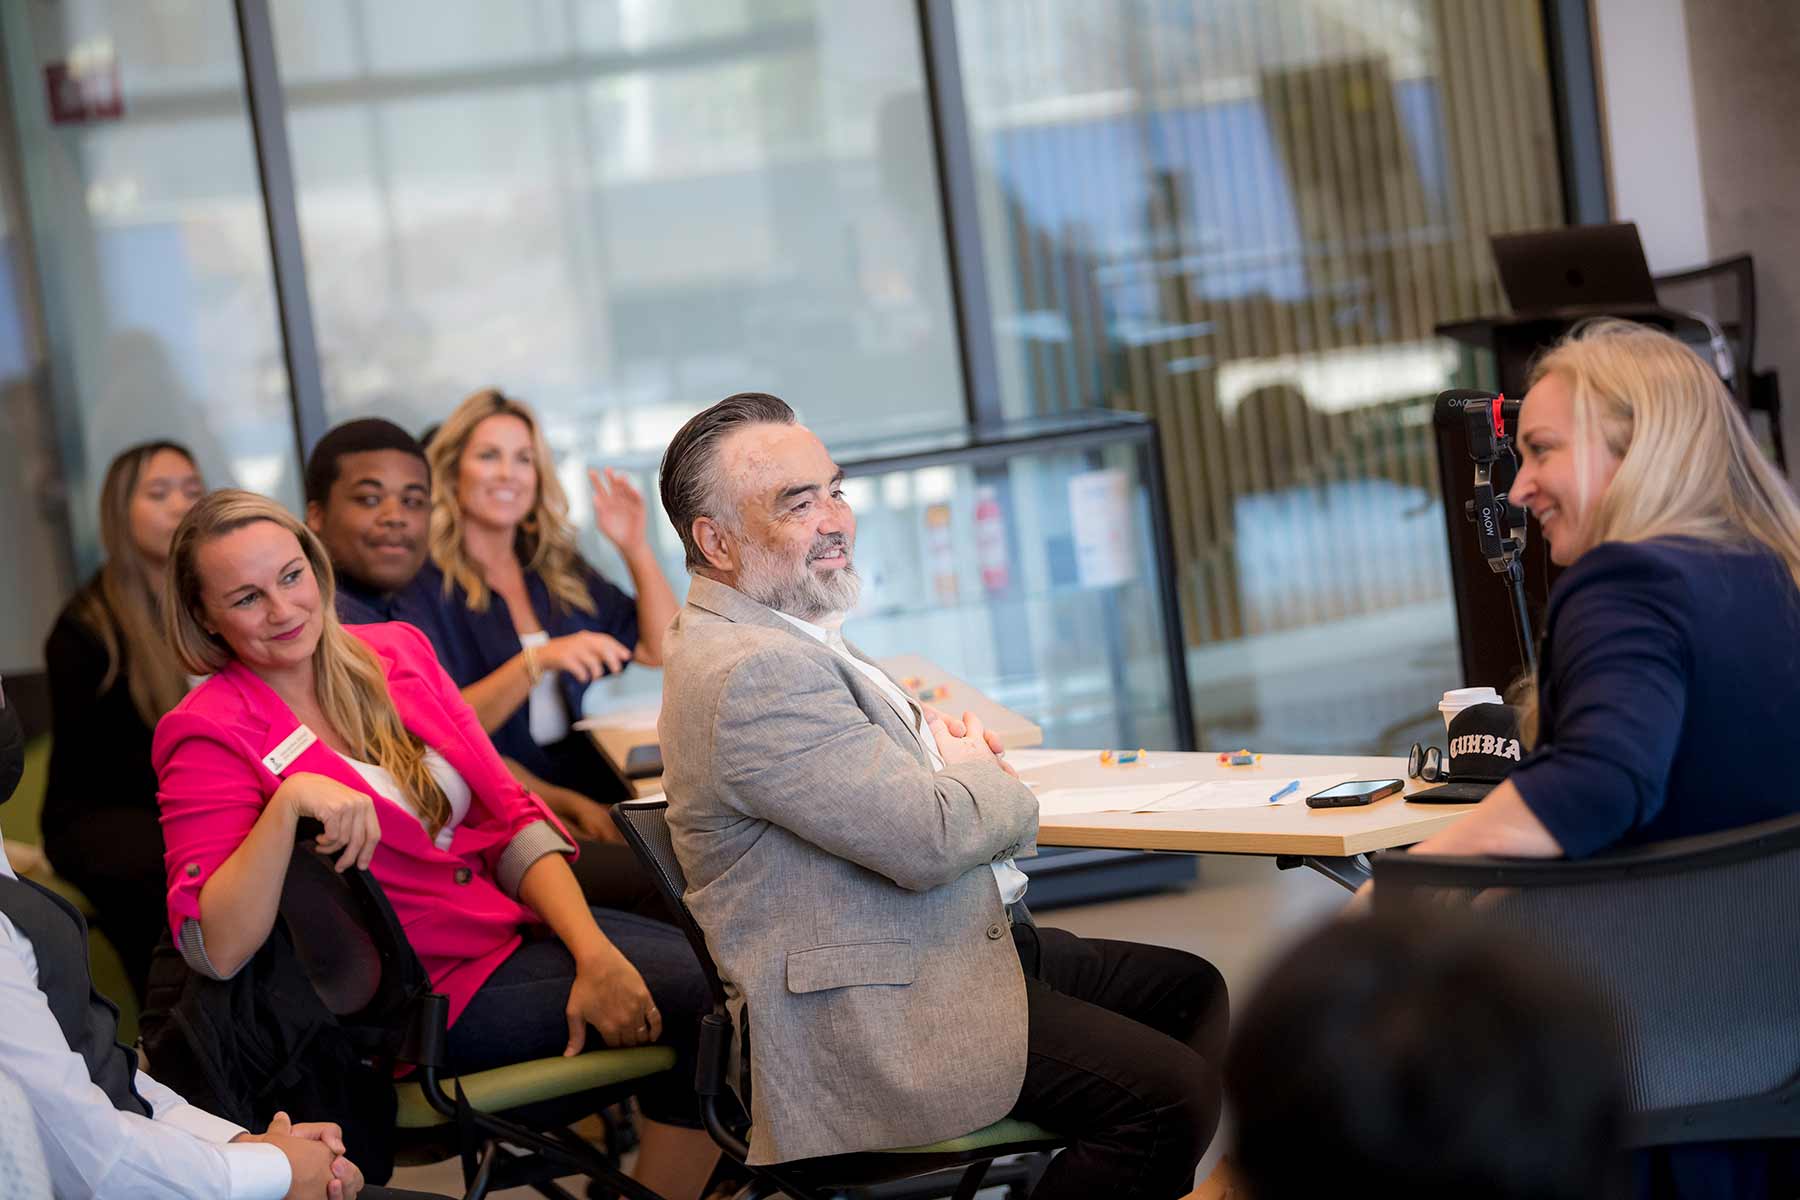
[447,906,709,1127]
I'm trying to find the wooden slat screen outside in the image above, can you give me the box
[955,0,1564,648]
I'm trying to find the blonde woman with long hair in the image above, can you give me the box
[397,390,677,834]
[1409,318,1800,862]
[1401,318,1800,1196]
[42,440,203,1001]
[152,490,719,1200]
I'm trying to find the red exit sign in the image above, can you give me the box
[45,57,123,124]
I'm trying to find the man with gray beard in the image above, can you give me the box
[653,393,1232,1199]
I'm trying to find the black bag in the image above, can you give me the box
[140,919,402,1184]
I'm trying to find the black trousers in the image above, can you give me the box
[566,839,677,925]
[1008,923,1228,1200]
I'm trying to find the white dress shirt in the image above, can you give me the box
[773,610,1030,903]
[0,846,291,1200]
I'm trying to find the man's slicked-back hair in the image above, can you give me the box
[660,392,796,571]
[305,417,429,507]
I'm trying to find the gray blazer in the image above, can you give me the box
[658,576,1039,1165]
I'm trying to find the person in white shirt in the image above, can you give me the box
[0,675,436,1200]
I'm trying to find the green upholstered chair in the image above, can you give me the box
[278,834,677,1200]
[0,735,139,1043]
[612,799,1064,1200]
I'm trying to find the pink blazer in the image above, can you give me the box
[153,620,576,1026]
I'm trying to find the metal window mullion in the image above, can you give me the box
[917,0,1004,427]
[1541,0,1610,225]
[233,0,328,463]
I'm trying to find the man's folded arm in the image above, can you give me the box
[714,649,1037,891]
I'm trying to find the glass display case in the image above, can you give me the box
[576,409,1199,906]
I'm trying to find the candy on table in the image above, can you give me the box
[900,677,924,692]
[915,684,951,703]
[1099,748,1148,766]
[1216,748,1261,766]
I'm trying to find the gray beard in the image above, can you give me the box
[737,536,862,622]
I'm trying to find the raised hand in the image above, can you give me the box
[589,467,648,553]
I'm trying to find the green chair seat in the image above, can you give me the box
[393,1046,676,1129]
[887,1117,1061,1155]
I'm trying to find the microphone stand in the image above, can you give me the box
[1440,389,1538,680]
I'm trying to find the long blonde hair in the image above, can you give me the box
[426,389,596,616]
[165,490,451,835]
[73,441,198,726]
[1532,319,1800,587]
[1514,320,1800,740]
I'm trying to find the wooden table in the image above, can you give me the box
[1022,751,1479,890]
[584,654,1043,799]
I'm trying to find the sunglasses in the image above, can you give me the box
[1408,742,1448,783]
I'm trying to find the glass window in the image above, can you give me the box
[0,0,300,571]
[953,0,1565,753]
[0,102,78,670]
[273,0,966,498]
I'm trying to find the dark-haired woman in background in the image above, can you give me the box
[42,441,204,1001]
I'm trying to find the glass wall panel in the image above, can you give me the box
[272,0,966,572]
[0,97,77,671]
[953,0,1565,752]
[0,0,300,569]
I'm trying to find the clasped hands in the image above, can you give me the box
[926,707,1018,778]
[233,1112,363,1200]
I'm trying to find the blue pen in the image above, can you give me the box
[1268,779,1300,804]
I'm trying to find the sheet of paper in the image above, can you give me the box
[1006,748,1095,773]
[573,703,662,733]
[1135,774,1358,812]
[1036,783,1201,818]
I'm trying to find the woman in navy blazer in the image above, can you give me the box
[399,390,677,820]
[1405,320,1800,1199]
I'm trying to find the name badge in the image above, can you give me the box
[262,724,319,776]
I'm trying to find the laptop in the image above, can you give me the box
[1490,222,1659,313]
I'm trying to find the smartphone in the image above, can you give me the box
[622,743,664,779]
[1305,778,1404,809]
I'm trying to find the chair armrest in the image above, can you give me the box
[397,992,450,1070]
[695,1013,731,1097]
[1375,811,1800,891]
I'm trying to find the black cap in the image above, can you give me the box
[1408,703,1523,804]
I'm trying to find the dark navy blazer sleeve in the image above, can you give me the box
[1509,542,1692,859]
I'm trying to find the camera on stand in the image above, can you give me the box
[1435,388,1537,678]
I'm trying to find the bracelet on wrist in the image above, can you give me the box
[523,642,543,685]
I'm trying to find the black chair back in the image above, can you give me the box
[1374,812,1800,1146]
[1655,254,1756,396]
[278,831,427,1031]
[610,800,730,1008]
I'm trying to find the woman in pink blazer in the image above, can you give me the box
[152,490,718,1200]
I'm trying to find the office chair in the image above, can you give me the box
[1655,253,1784,469]
[1372,812,1800,1147]
[278,837,677,1200]
[610,799,1064,1200]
